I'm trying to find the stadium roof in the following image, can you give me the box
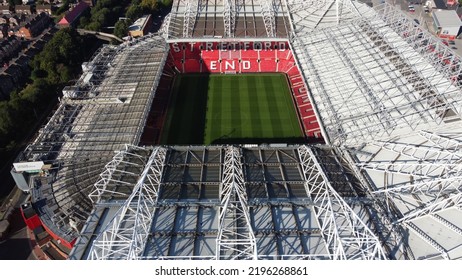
[20,35,168,243]
[163,0,291,38]
[70,145,386,260]
[14,1,462,260]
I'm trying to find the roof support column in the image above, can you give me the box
[224,0,236,38]
[88,147,167,260]
[297,145,386,260]
[216,146,257,260]
[183,0,199,38]
[259,0,276,37]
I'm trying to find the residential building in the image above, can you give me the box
[58,1,89,28]
[36,4,52,15]
[16,12,50,39]
[15,5,34,15]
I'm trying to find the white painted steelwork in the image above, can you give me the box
[216,146,257,259]
[88,147,167,260]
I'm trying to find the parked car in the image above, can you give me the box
[408,5,415,12]
[449,40,456,45]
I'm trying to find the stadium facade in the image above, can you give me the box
[11,0,462,260]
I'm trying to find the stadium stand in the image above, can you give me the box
[166,43,323,140]
[183,59,202,73]
[260,59,277,72]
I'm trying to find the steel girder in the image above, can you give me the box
[378,3,462,88]
[395,193,462,224]
[88,147,167,260]
[291,5,462,147]
[216,146,257,260]
[89,145,147,203]
[297,145,386,260]
[285,0,360,30]
[354,133,462,223]
[161,14,172,39]
[183,0,198,38]
[224,0,236,38]
[259,0,276,37]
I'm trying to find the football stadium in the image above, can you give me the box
[10,0,462,260]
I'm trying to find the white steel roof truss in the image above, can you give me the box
[183,0,199,38]
[89,145,149,202]
[224,0,236,37]
[88,147,167,260]
[216,146,257,260]
[297,145,386,259]
[259,0,276,37]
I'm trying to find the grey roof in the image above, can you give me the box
[433,10,462,28]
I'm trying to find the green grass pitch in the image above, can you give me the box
[160,73,303,145]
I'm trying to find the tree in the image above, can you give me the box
[126,4,143,21]
[158,0,173,7]
[141,0,158,12]
[0,101,12,139]
[54,0,70,15]
[34,28,83,83]
[114,19,130,39]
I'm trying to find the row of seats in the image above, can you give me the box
[287,73,322,139]
[139,61,177,145]
[170,57,299,74]
[171,45,293,62]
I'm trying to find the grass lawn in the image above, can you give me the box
[160,73,303,145]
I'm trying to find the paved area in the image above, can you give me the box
[0,189,45,260]
[0,208,34,260]
[372,0,462,55]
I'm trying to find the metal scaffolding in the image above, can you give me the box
[259,0,276,37]
[216,146,257,259]
[16,35,168,246]
[347,127,462,259]
[291,4,462,147]
[224,0,236,37]
[88,147,167,260]
[183,0,198,37]
[89,145,152,203]
[297,145,386,260]
[285,0,361,32]
[352,132,462,224]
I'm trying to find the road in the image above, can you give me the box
[0,208,36,260]
[0,190,39,260]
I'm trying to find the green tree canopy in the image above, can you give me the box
[114,19,130,38]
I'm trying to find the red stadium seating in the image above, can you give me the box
[240,59,259,73]
[259,51,276,60]
[260,59,277,72]
[169,44,184,60]
[184,59,202,73]
[184,43,202,59]
[201,50,220,60]
[240,50,259,60]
